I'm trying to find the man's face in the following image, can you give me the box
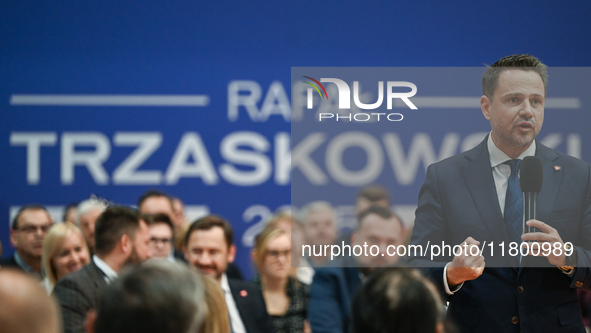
[139,196,174,218]
[303,207,337,248]
[352,213,404,266]
[11,209,53,259]
[149,222,174,259]
[481,69,545,157]
[355,197,389,216]
[185,227,235,282]
[79,209,102,251]
[126,220,152,265]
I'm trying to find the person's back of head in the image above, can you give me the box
[0,269,62,333]
[92,260,207,333]
[352,268,449,333]
[94,206,141,256]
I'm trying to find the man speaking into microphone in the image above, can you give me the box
[408,54,591,332]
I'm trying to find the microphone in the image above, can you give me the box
[520,156,543,234]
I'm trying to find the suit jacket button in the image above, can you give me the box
[575,281,583,288]
[517,286,524,293]
[511,316,519,324]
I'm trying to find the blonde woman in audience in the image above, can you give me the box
[200,274,231,333]
[267,212,314,284]
[42,223,90,293]
[252,222,310,333]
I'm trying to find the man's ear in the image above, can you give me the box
[10,230,18,248]
[481,95,492,120]
[85,309,97,333]
[227,244,236,263]
[120,234,132,255]
[350,232,357,246]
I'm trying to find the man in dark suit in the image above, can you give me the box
[53,206,152,333]
[308,206,406,333]
[0,204,53,279]
[184,215,273,333]
[409,54,591,332]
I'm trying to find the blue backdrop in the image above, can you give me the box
[2,1,591,277]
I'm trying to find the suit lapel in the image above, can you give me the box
[462,139,518,269]
[228,279,252,331]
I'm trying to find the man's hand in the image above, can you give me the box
[446,237,485,288]
[521,220,567,267]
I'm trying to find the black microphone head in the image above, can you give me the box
[520,156,543,192]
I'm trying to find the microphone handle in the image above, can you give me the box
[523,192,540,234]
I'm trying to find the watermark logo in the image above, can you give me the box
[302,76,329,105]
[305,78,418,111]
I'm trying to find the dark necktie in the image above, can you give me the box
[504,159,523,246]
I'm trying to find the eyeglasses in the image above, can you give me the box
[150,237,172,245]
[266,249,291,259]
[16,224,53,234]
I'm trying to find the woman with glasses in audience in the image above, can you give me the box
[252,222,310,333]
[42,223,90,293]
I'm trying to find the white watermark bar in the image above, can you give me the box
[10,94,210,107]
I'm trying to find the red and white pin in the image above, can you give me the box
[554,165,561,171]
[240,290,248,297]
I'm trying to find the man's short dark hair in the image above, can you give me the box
[11,204,52,230]
[357,185,390,204]
[142,213,174,233]
[352,268,447,333]
[482,54,548,101]
[184,215,233,248]
[94,260,206,333]
[357,206,402,228]
[137,190,173,211]
[94,206,142,256]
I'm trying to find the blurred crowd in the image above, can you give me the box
[1,185,556,333]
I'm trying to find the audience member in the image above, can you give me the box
[300,201,338,267]
[308,206,406,333]
[267,211,314,284]
[138,190,176,228]
[185,215,273,333]
[53,206,152,333]
[76,198,108,255]
[252,222,311,333]
[87,260,207,333]
[336,185,392,250]
[63,202,79,224]
[201,273,232,333]
[171,196,188,228]
[0,269,62,333]
[352,268,452,333]
[0,204,54,279]
[42,223,90,293]
[144,213,176,262]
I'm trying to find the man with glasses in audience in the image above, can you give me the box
[0,204,54,279]
[144,213,177,262]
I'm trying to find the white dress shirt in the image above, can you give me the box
[93,255,118,284]
[220,273,247,333]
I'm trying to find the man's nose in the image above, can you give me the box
[520,100,535,117]
[199,253,212,265]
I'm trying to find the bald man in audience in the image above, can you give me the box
[0,269,61,333]
[76,198,107,255]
